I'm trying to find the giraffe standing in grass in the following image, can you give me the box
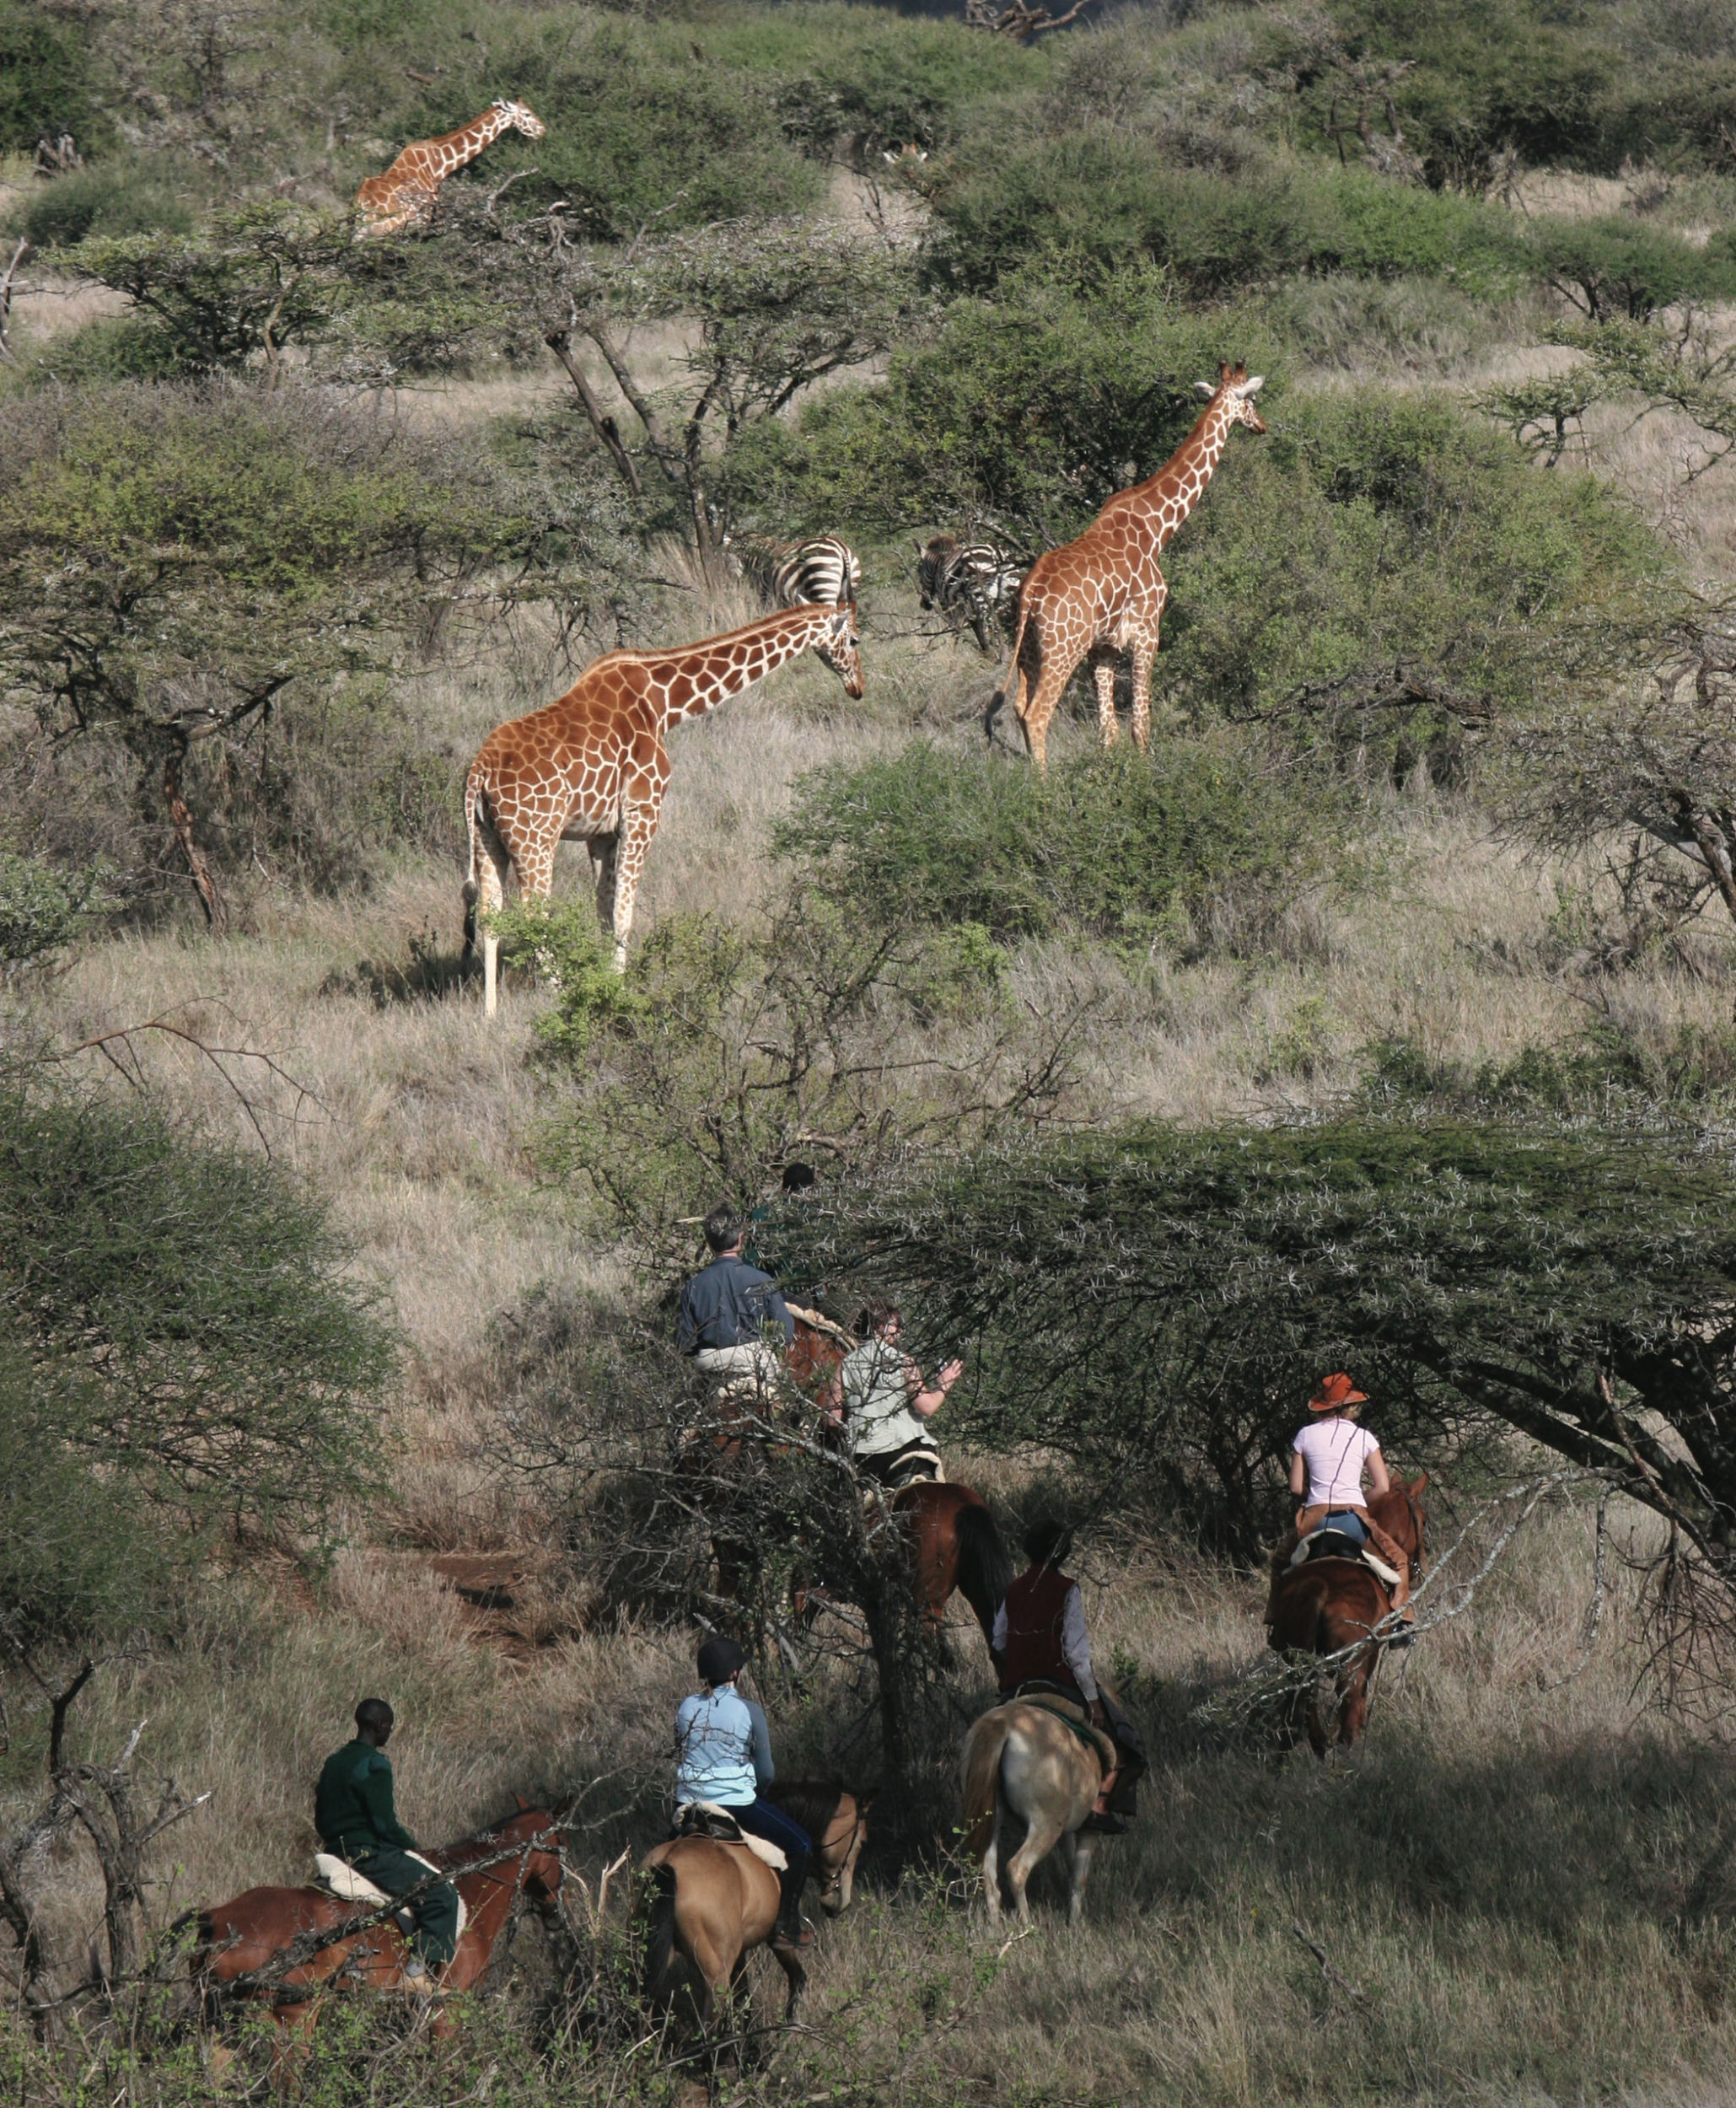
[462,605,863,1013]
[986,363,1266,771]
[355,99,546,236]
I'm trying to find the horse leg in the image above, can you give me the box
[771,1941,807,2019]
[1005,1808,1067,1926]
[1339,1651,1376,1745]
[1062,1830,1096,1926]
[981,1794,1005,1927]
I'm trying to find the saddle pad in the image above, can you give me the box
[1291,1532,1402,1590]
[681,1803,787,1873]
[1011,1697,1115,1772]
[313,1854,468,1939]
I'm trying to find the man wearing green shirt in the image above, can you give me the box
[314,1698,460,1980]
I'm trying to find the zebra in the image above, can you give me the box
[724,532,862,610]
[915,535,1026,656]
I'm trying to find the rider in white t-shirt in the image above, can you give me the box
[1262,1373,1413,1626]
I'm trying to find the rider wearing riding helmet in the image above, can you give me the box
[1262,1372,1414,1628]
[674,1634,814,1952]
[827,1299,963,1488]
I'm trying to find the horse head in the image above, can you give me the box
[453,1806,564,1929]
[815,1788,874,1917]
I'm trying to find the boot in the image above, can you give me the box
[1083,1770,1127,1834]
[771,1854,814,1950]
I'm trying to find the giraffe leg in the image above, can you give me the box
[1130,637,1155,751]
[606,804,660,973]
[1020,650,1082,776]
[589,835,618,938]
[1089,648,1119,750]
[470,828,510,1020]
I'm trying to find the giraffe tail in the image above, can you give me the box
[461,766,482,960]
[986,601,1031,747]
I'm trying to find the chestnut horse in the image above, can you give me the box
[641,1783,873,2028]
[1267,1476,1427,1753]
[194,1805,564,2033]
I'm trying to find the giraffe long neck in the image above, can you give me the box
[438,106,513,175]
[1132,402,1235,553]
[654,608,832,727]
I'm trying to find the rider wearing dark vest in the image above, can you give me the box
[993,1519,1146,1834]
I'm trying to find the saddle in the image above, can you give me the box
[1289,1528,1402,1588]
[672,1802,787,1871]
[312,1853,469,1937]
[860,1449,945,1506]
[1002,1684,1117,1772]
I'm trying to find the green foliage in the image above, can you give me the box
[8,165,191,250]
[19,314,185,385]
[798,1113,1736,1556]
[771,738,1333,954]
[0,1089,396,1530]
[488,898,647,1056]
[0,0,93,152]
[1365,1020,1736,1116]
[0,851,105,977]
[925,140,1530,298]
[1534,216,1736,322]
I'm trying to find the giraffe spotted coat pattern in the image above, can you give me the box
[355,99,546,237]
[987,364,1266,772]
[462,605,863,1011]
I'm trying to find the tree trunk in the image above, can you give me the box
[545,328,644,496]
[163,748,228,935]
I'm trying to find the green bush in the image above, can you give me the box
[0,1089,396,1532]
[1532,216,1736,321]
[771,738,1335,953]
[9,165,191,250]
[0,850,105,977]
[0,0,92,153]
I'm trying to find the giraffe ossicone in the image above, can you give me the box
[461,605,863,1014]
[986,363,1266,772]
[355,99,547,238]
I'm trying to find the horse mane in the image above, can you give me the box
[763,1779,845,1836]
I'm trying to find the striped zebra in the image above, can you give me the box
[725,532,862,610]
[915,535,1025,656]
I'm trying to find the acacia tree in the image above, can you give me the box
[777,1118,1736,1570]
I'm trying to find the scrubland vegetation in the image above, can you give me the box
[9,0,1736,2098]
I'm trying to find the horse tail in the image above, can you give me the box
[953,1501,1013,1644]
[961,1711,1013,1862]
[642,1863,678,2004]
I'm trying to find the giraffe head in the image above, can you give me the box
[492,98,547,139]
[811,605,864,698]
[1192,362,1266,434]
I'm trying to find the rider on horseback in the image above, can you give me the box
[674,1635,814,1953]
[677,1204,794,1397]
[827,1299,963,1489]
[1262,1373,1415,1629]
[991,1519,1147,1836]
[314,1699,461,1983]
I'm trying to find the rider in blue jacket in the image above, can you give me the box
[675,1634,813,1950]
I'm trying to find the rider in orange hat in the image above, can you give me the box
[1261,1374,1414,1628]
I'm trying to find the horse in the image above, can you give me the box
[1267,1476,1428,1753]
[960,1702,1109,1925]
[641,1783,873,2029]
[193,1804,564,2036]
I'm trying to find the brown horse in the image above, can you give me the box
[641,1783,872,2029]
[194,1805,564,2035]
[1268,1477,1427,1753]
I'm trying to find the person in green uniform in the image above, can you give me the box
[314,1698,460,1982]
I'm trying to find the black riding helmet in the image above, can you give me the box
[697,1633,747,1687]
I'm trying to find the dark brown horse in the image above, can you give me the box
[194,1805,564,2035]
[1268,1477,1427,1753]
[642,1783,873,2029]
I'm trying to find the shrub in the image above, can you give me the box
[1532,216,1736,323]
[0,1089,396,1532]
[0,0,92,153]
[0,851,105,978]
[9,165,191,250]
[771,737,1335,953]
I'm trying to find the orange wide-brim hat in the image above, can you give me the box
[1309,1372,1368,1412]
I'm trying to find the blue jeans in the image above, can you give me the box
[1320,1509,1368,1545]
[730,1799,810,1863]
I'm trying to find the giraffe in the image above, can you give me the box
[355,99,546,237]
[462,604,863,1014]
[986,363,1266,772]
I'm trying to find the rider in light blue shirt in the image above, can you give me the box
[673,1634,814,1951]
